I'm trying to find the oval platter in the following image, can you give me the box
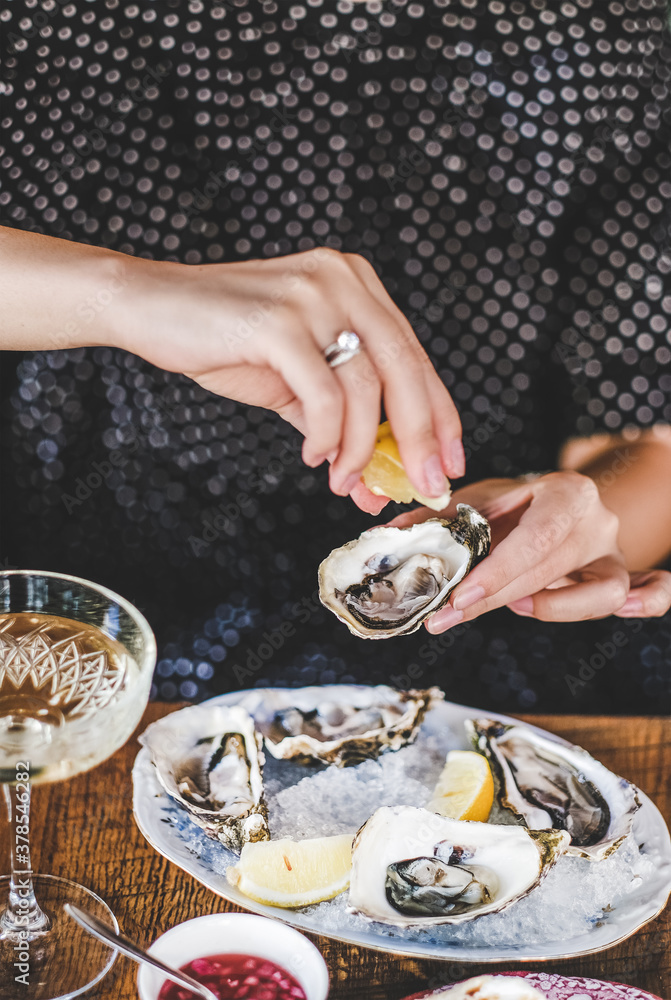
[132,687,671,964]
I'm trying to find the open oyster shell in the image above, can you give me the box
[139,704,269,851]
[318,504,490,639]
[414,977,547,999]
[237,684,443,767]
[349,805,569,926]
[467,719,641,861]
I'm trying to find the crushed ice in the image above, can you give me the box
[153,721,656,948]
[269,729,449,838]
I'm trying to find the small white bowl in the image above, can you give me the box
[136,912,329,1000]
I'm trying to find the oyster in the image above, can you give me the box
[467,719,641,861]
[318,504,490,639]
[238,684,442,767]
[348,805,569,926]
[139,704,269,850]
[419,977,547,999]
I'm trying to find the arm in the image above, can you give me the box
[559,429,671,571]
[0,226,464,502]
[0,227,123,352]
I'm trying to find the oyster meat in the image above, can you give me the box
[238,684,442,767]
[467,719,641,861]
[349,805,569,926]
[318,504,490,639]
[139,704,269,850]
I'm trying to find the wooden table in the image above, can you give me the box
[4,705,669,999]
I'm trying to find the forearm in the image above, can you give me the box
[0,227,131,351]
[560,429,671,570]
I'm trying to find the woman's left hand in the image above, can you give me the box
[386,472,671,631]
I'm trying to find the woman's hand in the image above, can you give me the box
[387,472,671,630]
[114,247,464,501]
[0,230,463,504]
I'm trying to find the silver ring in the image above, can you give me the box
[323,330,361,368]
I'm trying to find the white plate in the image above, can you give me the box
[132,687,671,963]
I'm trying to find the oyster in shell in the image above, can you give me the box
[349,805,569,926]
[418,977,547,999]
[238,684,442,767]
[318,504,490,639]
[139,704,269,850]
[467,719,641,861]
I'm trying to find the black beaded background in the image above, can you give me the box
[1,0,670,713]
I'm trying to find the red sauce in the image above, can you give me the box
[157,953,308,1000]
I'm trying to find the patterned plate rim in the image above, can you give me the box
[400,970,665,999]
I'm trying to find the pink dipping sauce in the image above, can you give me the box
[157,953,308,1000]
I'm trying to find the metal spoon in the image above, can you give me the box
[64,903,219,1000]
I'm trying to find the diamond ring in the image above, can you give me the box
[323,331,362,368]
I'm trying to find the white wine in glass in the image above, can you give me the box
[0,571,157,1000]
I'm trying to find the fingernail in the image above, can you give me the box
[423,454,448,497]
[304,451,327,468]
[356,496,390,515]
[618,596,643,614]
[452,584,486,612]
[426,606,464,633]
[508,596,534,616]
[332,471,362,496]
[450,439,466,478]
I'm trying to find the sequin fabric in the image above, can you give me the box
[1,0,670,712]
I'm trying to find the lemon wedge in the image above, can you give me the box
[361,421,451,511]
[226,833,353,908]
[427,750,495,822]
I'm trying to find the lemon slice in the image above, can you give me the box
[427,750,495,822]
[361,421,451,511]
[226,833,353,908]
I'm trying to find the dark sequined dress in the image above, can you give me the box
[1,0,670,713]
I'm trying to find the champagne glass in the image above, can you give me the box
[0,571,157,1000]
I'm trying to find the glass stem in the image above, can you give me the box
[0,781,50,939]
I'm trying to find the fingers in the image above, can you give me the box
[326,354,382,495]
[353,266,464,480]
[448,473,589,615]
[263,250,464,496]
[179,248,464,497]
[264,333,345,467]
[424,472,625,633]
[348,298,445,497]
[425,371,466,479]
[507,555,630,622]
[384,481,523,530]
[614,570,671,618]
[476,482,536,521]
[344,255,463,485]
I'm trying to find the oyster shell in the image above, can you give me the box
[418,977,547,999]
[238,684,442,767]
[139,704,269,850]
[467,719,641,861]
[348,805,569,926]
[318,504,490,639]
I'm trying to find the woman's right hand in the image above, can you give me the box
[114,248,464,501]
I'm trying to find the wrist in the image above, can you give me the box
[80,249,145,351]
[49,246,140,352]
[101,254,188,359]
